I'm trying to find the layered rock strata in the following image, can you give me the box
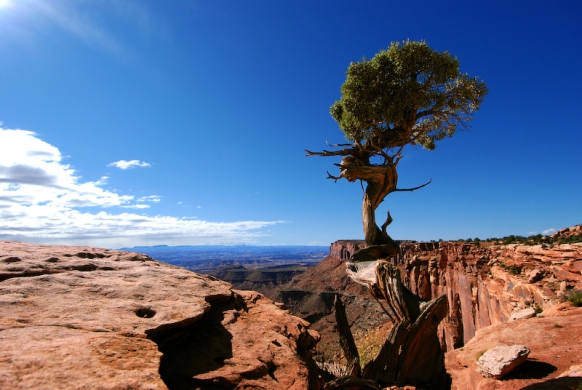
[0,240,319,389]
[397,241,582,350]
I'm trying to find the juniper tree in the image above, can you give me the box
[307,41,487,254]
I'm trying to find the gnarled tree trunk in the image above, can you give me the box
[340,161,400,253]
[330,261,449,390]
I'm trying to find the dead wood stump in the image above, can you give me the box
[329,259,449,390]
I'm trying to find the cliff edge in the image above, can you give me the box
[0,240,319,389]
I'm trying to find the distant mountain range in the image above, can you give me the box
[119,244,330,272]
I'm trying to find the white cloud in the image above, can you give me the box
[108,160,151,169]
[0,129,132,207]
[0,128,280,247]
[542,228,557,236]
[121,204,150,209]
[95,176,108,185]
[137,195,161,203]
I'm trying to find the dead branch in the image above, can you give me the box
[327,171,344,182]
[305,148,354,157]
[393,178,432,192]
[334,296,361,378]
[326,139,354,148]
[380,211,393,236]
[325,376,380,390]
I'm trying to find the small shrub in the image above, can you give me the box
[354,326,390,368]
[566,290,582,307]
[553,324,563,328]
[508,265,522,275]
[533,304,543,314]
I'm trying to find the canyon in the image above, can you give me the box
[1,225,581,389]
[272,227,582,388]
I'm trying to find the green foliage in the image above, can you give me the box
[330,40,488,149]
[507,265,522,275]
[567,290,582,307]
[499,262,522,275]
[499,231,582,246]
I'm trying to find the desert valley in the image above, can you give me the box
[1,2,580,389]
[1,225,581,389]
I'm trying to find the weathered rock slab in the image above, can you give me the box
[0,240,318,389]
[510,307,536,321]
[446,303,582,389]
[477,345,530,379]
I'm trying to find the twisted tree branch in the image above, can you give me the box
[393,178,432,192]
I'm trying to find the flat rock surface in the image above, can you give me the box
[0,240,318,389]
[446,303,582,390]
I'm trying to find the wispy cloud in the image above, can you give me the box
[4,0,155,53]
[137,195,161,203]
[0,127,280,247]
[108,160,151,169]
[31,0,123,53]
[542,228,557,236]
[529,228,558,236]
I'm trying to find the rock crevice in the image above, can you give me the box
[0,240,319,390]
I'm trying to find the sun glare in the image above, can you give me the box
[0,0,10,8]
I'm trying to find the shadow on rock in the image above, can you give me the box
[520,377,582,390]
[502,359,557,380]
[151,299,236,390]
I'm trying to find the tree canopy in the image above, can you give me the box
[307,41,487,252]
[330,40,487,151]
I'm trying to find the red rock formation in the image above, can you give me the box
[0,240,319,389]
[398,241,582,351]
[446,303,582,389]
[305,238,581,355]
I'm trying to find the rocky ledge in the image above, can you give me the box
[446,303,582,389]
[0,240,319,389]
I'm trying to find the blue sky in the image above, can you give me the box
[0,0,581,248]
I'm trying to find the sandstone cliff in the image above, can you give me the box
[397,239,582,350]
[0,240,319,389]
[276,230,581,388]
[291,235,581,353]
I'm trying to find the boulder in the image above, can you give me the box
[476,345,530,379]
[446,304,582,389]
[558,364,582,378]
[527,268,544,283]
[510,307,536,321]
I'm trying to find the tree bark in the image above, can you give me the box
[363,262,449,388]
[342,162,399,250]
[334,296,361,378]
[329,261,449,389]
